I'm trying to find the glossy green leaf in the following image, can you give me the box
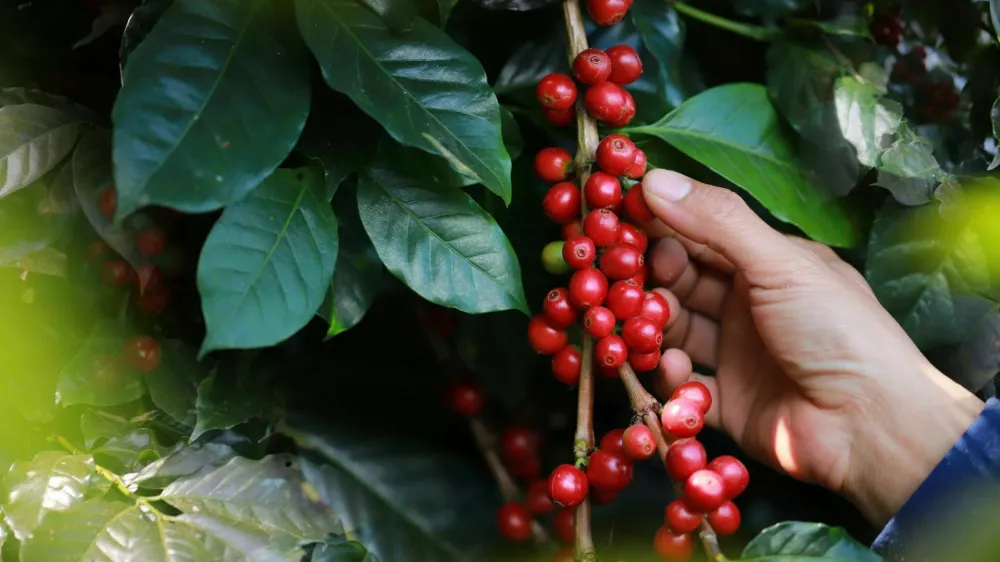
[119,0,174,74]
[93,429,170,473]
[57,322,147,407]
[630,0,686,108]
[18,499,128,561]
[0,87,106,124]
[80,410,134,449]
[128,443,236,490]
[629,83,859,247]
[143,339,208,427]
[1,452,96,540]
[0,104,84,199]
[877,136,942,205]
[197,167,338,355]
[833,76,903,168]
[357,152,528,314]
[500,107,523,161]
[295,0,511,202]
[766,42,841,136]
[492,37,561,97]
[742,522,882,561]
[191,353,270,440]
[112,0,311,217]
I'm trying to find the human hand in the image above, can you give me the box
[639,169,984,525]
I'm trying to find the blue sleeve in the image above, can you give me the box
[872,397,1000,560]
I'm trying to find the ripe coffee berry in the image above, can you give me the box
[641,291,670,327]
[526,479,554,515]
[562,220,583,240]
[121,335,162,373]
[625,149,647,179]
[136,263,163,293]
[585,82,630,124]
[671,381,713,414]
[623,186,655,222]
[98,186,117,221]
[595,334,628,369]
[543,107,575,127]
[628,348,661,372]
[600,242,643,280]
[622,316,663,353]
[102,260,132,287]
[707,501,740,536]
[665,499,702,534]
[536,73,577,110]
[583,209,620,247]
[591,487,619,505]
[138,287,170,315]
[599,429,626,455]
[501,427,540,463]
[542,182,581,224]
[622,425,655,460]
[617,223,648,253]
[653,525,694,562]
[707,455,750,499]
[573,48,612,85]
[583,306,616,338]
[608,90,636,128]
[596,135,637,176]
[666,439,707,482]
[552,345,582,385]
[569,267,609,308]
[662,398,704,438]
[534,147,573,183]
[137,227,166,257]
[543,288,577,329]
[548,464,589,508]
[684,469,726,512]
[586,0,632,26]
[629,264,648,288]
[497,502,533,542]
[583,172,622,209]
[509,456,541,481]
[605,280,644,320]
[606,45,642,85]
[587,449,633,491]
[554,508,575,543]
[528,315,568,355]
[542,241,570,275]
[444,381,484,416]
[563,236,596,269]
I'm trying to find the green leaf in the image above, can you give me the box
[191,353,270,441]
[492,38,562,97]
[0,87,106,125]
[127,443,236,490]
[741,522,882,561]
[0,104,84,199]
[877,136,943,205]
[1,452,96,541]
[57,322,147,407]
[629,83,859,247]
[866,201,993,350]
[93,429,170,473]
[298,101,378,201]
[119,0,174,74]
[833,76,903,168]
[197,167,338,355]
[143,339,208,427]
[312,540,373,562]
[732,0,808,19]
[946,297,1000,391]
[112,0,311,217]
[295,0,512,203]
[630,0,686,108]
[357,149,528,314]
[0,247,67,277]
[766,42,841,137]
[0,165,73,267]
[80,410,134,449]
[500,107,523,161]
[18,499,129,561]
[992,0,1000,39]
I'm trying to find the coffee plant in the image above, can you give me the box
[1,0,1000,560]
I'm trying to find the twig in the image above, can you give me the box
[671,1,780,42]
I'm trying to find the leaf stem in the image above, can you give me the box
[672,1,780,42]
[53,435,163,515]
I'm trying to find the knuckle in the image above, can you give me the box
[707,189,749,223]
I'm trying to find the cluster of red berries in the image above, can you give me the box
[870,10,903,47]
[889,47,960,123]
[536,44,642,128]
[91,334,163,386]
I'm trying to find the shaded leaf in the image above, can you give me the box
[0,88,105,125]
[500,107,523,161]
[630,0,686,108]
[128,443,236,490]
[119,0,174,74]
[0,246,67,278]
[143,339,208,427]
[492,37,562,97]
[18,499,128,561]
[93,429,170,473]
[0,165,73,266]
[298,100,378,201]
[742,521,881,560]
[766,42,841,136]
[312,540,373,562]
[0,104,84,199]
[732,0,809,19]
[944,296,1000,391]
[113,0,311,216]
[833,76,903,168]
[989,98,1000,171]
[191,353,271,441]
[1,452,96,540]
[877,136,943,205]
[464,0,558,10]
[80,410,133,449]
[57,322,147,408]
[993,0,1000,39]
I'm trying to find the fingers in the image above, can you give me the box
[655,348,721,428]
[649,238,730,318]
[655,288,719,367]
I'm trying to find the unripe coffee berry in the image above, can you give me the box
[563,236,596,269]
[586,449,633,491]
[665,499,702,534]
[543,107,575,127]
[542,182,581,224]
[671,381,713,414]
[707,455,750,499]
[573,48,612,85]
[641,291,670,327]
[552,345,582,385]
[586,0,632,26]
[548,464,589,508]
[628,348,661,372]
[623,185,655,222]
[622,425,655,460]
[622,316,663,353]
[542,241,570,275]
[596,135,637,176]
[600,242,643,280]
[661,398,704,438]
[528,315,568,355]
[543,288,577,329]
[666,439,707,482]
[536,73,577,110]
[606,45,643,85]
[608,90,636,127]
[683,469,726,512]
[625,149,647,179]
[535,147,573,182]
[585,82,630,124]
[583,306,616,338]
[707,501,740,536]
[526,479,554,515]
[595,334,628,369]
[444,381,484,416]
[599,429,626,455]
[605,279,644,320]
[584,171,622,209]
[617,223,648,253]
[497,502,533,542]
[562,220,583,240]
[569,267,608,308]
[501,427,540,463]
[653,525,694,562]
[554,508,575,543]
[583,208,620,247]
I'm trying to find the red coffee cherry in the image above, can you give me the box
[562,220,583,240]
[591,487,619,505]
[683,469,726,512]
[535,147,573,182]
[554,546,574,562]
[554,508,575,543]
[623,186,655,222]
[622,316,663,353]
[599,428,626,455]
[528,315,568,355]
[548,464,589,508]
[600,242,644,280]
[573,48,612,85]
[543,288,577,329]
[622,425,655,460]
[625,149,647,179]
[586,0,632,26]
[666,439,707,482]
[536,73,578,110]
[583,306,616,338]
[653,525,694,561]
[137,227,166,257]
[671,381,713,414]
[509,455,542,481]
[102,260,132,288]
[606,45,643,85]
[136,263,163,294]
[597,363,620,379]
[585,82,630,124]
[98,186,117,221]
[596,135,637,176]
[583,208,620,247]
[563,236,597,269]
[665,499,702,534]
[583,171,622,209]
[628,348,661,372]
[641,291,670,327]
[444,381,485,416]
[543,182,581,224]
[569,267,609,308]
[605,279,644,320]
[501,427,541,463]
[497,502,533,542]
[138,287,170,315]
[707,501,740,536]
[121,335,161,373]
[617,223,648,253]
[526,479,554,515]
[552,345,582,385]
[630,263,648,288]
[661,398,704,439]
[587,449,633,491]
[595,334,628,368]
[707,455,750,499]
[608,89,636,127]
[543,106,575,127]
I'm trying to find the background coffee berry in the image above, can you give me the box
[585,82,630,124]
[528,315,568,355]
[121,335,161,373]
[548,464,589,507]
[562,220,584,240]
[606,45,642,85]
[665,499,702,534]
[536,73,577,110]
[583,306,616,338]
[554,508,575,543]
[497,502,533,542]
[569,267,609,308]
[653,525,695,561]
[102,260,132,287]
[596,135,637,176]
[600,242,643,280]
[563,235,596,269]
[543,288,577,329]
[525,479,554,515]
[543,182,581,224]
[98,186,117,220]
[622,424,655,460]
[584,171,622,209]
[586,449,633,491]
[444,381,484,416]
[684,469,727,512]
[662,398,705,438]
[552,345,582,385]
[595,334,628,368]
[666,439,707,481]
[605,280,644,320]
[535,147,573,182]
[501,427,540,462]
[573,48,612,85]
[583,208,620,247]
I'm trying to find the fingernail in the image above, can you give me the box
[643,170,693,202]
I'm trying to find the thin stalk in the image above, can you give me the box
[672,1,780,42]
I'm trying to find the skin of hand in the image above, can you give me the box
[639,169,985,525]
